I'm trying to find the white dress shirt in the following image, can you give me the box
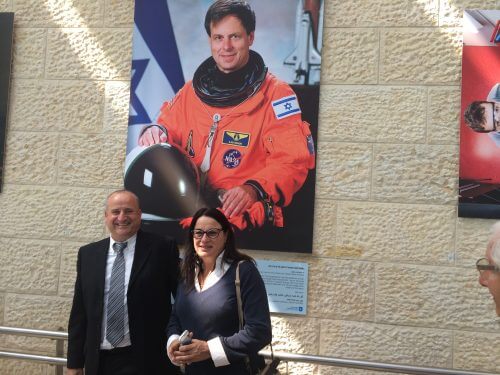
[100,234,136,349]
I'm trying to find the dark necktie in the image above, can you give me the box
[106,241,127,347]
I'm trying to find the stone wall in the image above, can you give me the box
[0,0,499,374]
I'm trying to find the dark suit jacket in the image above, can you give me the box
[67,230,180,375]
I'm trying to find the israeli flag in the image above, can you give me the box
[272,95,301,120]
[127,0,185,152]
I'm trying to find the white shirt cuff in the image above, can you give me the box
[207,337,230,367]
[166,334,180,366]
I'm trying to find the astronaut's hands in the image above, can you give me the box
[138,124,168,146]
[221,185,258,218]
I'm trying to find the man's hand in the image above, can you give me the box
[221,185,258,218]
[138,125,168,146]
[66,369,83,375]
[172,339,211,365]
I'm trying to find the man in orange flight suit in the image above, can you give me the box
[139,0,315,230]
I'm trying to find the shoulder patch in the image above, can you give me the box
[222,131,251,147]
[272,95,301,120]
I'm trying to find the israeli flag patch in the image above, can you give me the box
[272,95,301,120]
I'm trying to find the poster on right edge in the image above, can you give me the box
[459,10,500,218]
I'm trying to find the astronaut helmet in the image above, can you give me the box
[124,143,201,220]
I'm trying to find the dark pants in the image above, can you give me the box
[98,346,138,375]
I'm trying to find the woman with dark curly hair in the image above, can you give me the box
[166,207,271,374]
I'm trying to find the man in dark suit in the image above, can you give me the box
[67,190,180,375]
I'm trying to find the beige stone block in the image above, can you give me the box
[308,258,374,320]
[58,134,126,187]
[324,0,439,27]
[440,0,498,27]
[316,142,371,200]
[312,199,336,257]
[59,241,86,297]
[271,316,320,353]
[380,28,462,84]
[104,81,130,132]
[0,359,49,375]
[320,320,452,368]
[321,29,378,84]
[337,202,455,264]
[456,217,496,267]
[271,316,319,374]
[0,238,60,294]
[454,331,500,373]
[3,131,58,184]
[0,185,107,241]
[3,294,72,353]
[372,144,458,204]
[318,86,426,143]
[376,264,498,330]
[105,0,134,26]
[12,28,46,78]
[0,294,4,324]
[9,79,105,133]
[46,28,132,79]
[427,86,460,144]
[13,0,104,27]
[0,1,11,11]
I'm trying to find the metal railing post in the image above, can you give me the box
[55,327,64,375]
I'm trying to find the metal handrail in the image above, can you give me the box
[0,351,66,366]
[0,326,68,340]
[259,350,497,375]
[0,326,67,375]
[0,326,498,375]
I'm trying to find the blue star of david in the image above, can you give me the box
[129,59,151,125]
[284,102,292,111]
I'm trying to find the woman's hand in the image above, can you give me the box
[172,339,211,365]
[167,339,181,365]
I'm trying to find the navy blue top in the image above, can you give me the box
[168,260,271,374]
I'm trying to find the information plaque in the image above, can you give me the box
[256,260,308,315]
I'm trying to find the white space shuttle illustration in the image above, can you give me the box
[488,83,500,102]
[284,0,323,85]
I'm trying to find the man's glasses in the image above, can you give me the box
[476,257,500,273]
[192,228,224,239]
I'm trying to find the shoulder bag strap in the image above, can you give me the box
[236,260,245,330]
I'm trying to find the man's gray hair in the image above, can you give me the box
[488,221,500,267]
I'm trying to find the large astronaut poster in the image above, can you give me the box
[125,0,323,252]
[459,10,500,218]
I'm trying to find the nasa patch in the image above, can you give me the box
[223,149,242,169]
